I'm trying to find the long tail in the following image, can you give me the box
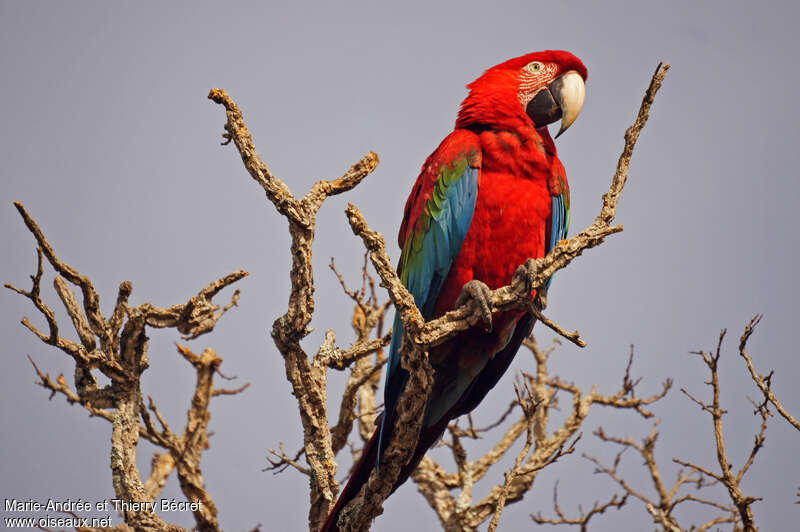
[320,417,449,531]
[320,424,380,532]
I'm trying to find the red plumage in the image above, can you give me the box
[322,50,586,531]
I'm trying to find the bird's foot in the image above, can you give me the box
[456,279,493,332]
[512,258,548,310]
[535,287,548,311]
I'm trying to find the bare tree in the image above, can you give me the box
[532,316,798,532]
[7,58,798,532]
[6,203,247,532]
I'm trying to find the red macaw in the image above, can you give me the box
[322,50,587,531]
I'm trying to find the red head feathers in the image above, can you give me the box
[456,50,587,136]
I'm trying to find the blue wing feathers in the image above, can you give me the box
[380,168,564,462]
[545,192,569,290]
[549,194,568,253]
[378,162,479,463]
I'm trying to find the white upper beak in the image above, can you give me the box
[555,70,586,138]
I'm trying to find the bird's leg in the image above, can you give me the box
[535,285,548,311]
[456,279,493,332]
[512,258,548,310]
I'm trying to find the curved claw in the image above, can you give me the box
[456,279,493,332]
[512,258,548,309]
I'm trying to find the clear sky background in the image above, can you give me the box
[1,1,798,531]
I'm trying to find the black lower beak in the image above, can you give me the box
[526,88,561,127]
[525,76,567,128]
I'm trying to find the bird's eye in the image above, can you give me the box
[525,61,544,73]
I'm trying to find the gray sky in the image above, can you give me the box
[1,1,798,530]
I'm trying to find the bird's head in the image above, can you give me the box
[456,50,587,138]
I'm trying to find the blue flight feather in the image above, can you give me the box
[545,192,569,290]
[378,161,479,464]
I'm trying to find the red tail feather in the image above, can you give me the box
[320,417,451,531]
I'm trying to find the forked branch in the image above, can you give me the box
[8,204,247,532]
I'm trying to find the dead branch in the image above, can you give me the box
[531,481,628,531]
[144,452,177,500]
[487,383,547,532]
[410,338,669,531]
[209,86,381,531]
[27,355,115,421]
[737,314,799,432]
[267,443,311,476]
[7,204,247,532]
[674,325,770,531]
[586,422,737,532]
[339,204,435,530]
[578,319,783,532]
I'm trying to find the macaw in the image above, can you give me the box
[322,50,587,531]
